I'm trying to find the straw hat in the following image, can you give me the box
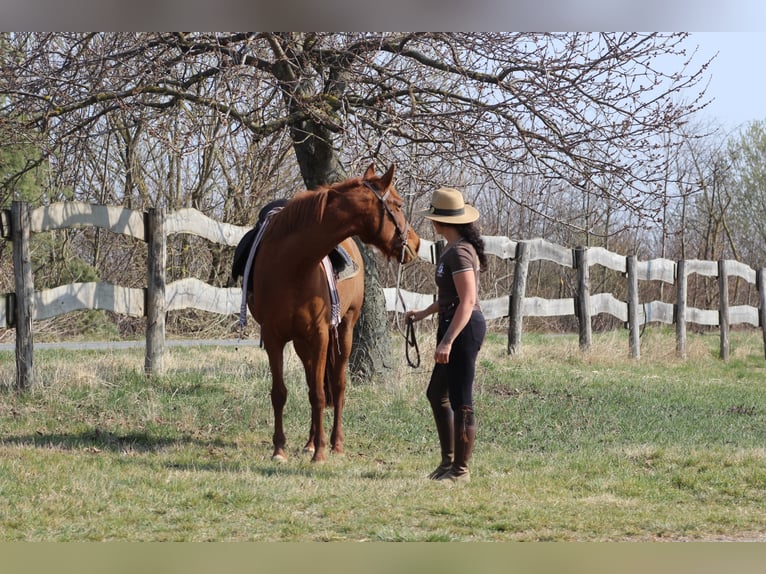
[415,187,480,224]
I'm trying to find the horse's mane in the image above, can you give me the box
[266,188,329,237]
[266,178,360,237]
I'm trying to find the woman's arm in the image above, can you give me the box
[405,300,439,323]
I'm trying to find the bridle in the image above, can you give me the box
[362,179,420,368]
[362,180,416,265]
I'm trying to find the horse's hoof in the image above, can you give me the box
[303,445,315,455]
[311,451,327,463]
[272,453,288,463]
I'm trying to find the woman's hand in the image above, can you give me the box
[406,307,433,323]
[435,339,452,364]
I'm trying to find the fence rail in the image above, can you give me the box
[3,200,766,390]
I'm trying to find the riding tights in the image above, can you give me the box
[426,310,486,412]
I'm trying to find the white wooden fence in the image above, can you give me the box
[3,201,766,390]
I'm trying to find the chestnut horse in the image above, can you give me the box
[247,163,421,462]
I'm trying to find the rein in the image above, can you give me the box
[362,179,421,368]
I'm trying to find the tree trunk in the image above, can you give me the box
[290,118,392,379]
[349,237,394,379]
[290,122,347,191]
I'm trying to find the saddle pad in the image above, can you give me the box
[336,260,360,282]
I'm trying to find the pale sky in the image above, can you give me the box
[687,32,766,130]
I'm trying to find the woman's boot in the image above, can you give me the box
[437,405,475,484]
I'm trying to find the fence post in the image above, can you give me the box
[758,268,766,360]
[431,239,445,265]
[718,259,730,362]
[11,201,35,391]
[626,255,640,359]
[574,246,591,352]
[508,240,529,356]
[145,207,166,378]
[676,260,687,359]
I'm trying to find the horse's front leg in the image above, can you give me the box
[265,341,288,462]
[294,336,328,462]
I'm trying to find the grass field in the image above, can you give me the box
[2,327,766,541]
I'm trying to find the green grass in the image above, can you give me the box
[2,328,766,541]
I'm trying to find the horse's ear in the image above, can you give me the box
[380,164,396,189]
[363,163,376,181]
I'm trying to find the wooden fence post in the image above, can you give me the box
[431,239,445,265]
[626,255,640,359]
[718,259,730,362]
[508,240,529,356]
[11,201,35,391]
[574,246,591,352]
[145,207,166,378]
[758,268,766,360]
[676,260,687,359]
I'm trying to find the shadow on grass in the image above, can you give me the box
[0,428,233,453]
[0,430,339,477]
[163,459,324,477]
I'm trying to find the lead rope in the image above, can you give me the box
[405,315,420,368]
[393,251,420,368]
[395,196,420,368]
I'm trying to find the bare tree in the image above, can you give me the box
[724,120,766,268]
[0,32,711,369]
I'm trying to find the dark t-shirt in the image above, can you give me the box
[435,240,481,314]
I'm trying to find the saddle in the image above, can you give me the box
[233,200,359,332]
[230,199,288,286]
[327,245,358,282]
[231,220,358,292]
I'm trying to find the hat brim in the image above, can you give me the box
[415,203,480,224]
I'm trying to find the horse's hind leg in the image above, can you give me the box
[294,335,329,462]
[265,343,288,462]
[302,389,327,456]
[329,315,357,455]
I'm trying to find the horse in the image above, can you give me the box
[246,163,421,462]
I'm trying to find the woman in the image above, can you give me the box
[406,187,487,484]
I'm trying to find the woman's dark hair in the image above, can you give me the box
[456,222,487,271]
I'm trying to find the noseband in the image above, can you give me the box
[362,180,414,264]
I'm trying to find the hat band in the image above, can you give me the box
[430,205,465,216]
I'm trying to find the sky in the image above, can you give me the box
[686,32,766,131]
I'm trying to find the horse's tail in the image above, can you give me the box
[323,371,334,409]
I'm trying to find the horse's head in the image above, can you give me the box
[360,163,421,264]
